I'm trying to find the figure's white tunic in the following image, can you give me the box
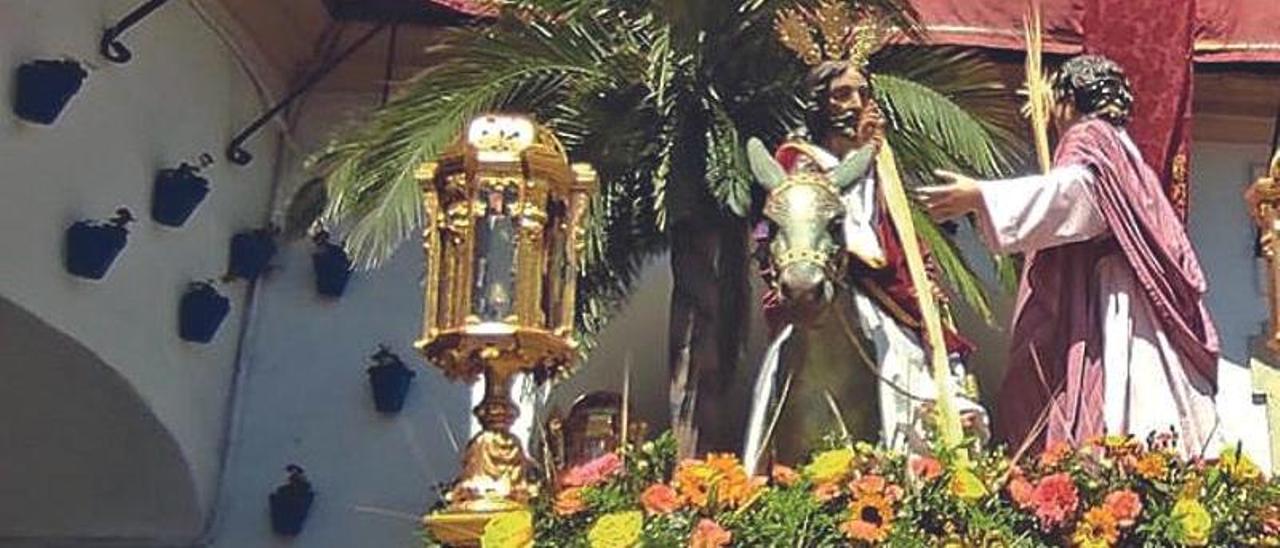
[973,131,1222,456]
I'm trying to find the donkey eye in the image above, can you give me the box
[827,217,843,235]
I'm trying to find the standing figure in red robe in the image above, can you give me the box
[917,55,1223,457]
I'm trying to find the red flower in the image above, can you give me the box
[909,455,943,482]
[640,483,681,515]
[690,518,732,548]
[1103,490,1142,528]
[1030,473,1079,530]
[559,452,622,488]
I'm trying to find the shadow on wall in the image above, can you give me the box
[542,253,773,454]
[0,294,203,545]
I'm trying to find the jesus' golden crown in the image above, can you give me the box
[774,0,891,68]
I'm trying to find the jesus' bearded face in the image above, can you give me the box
[824,68,871,140]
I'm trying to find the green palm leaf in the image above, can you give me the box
[869,47,1027,323]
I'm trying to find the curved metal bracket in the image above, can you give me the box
[226,24,387,166]
[100,0,171,64]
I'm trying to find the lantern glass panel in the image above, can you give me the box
[472,186,520,323]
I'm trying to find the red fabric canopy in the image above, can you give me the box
[915,0,1280,63]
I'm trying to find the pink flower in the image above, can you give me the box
[690,518,732,548]
[1030,473,1079,530]
[640,483,681,515]
[1103,489,1143,528]
[559,453,623,488]
[909,455,943,481]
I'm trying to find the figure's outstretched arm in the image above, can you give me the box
[917,167,1107,255]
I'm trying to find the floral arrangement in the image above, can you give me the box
[425,431,1280,547]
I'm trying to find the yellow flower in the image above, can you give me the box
[1172,499,1212,546]
[588,510,643,548]
[481,510,533,548]
[1218,448,1262,482]
[949,467,988,502]
[805,448,855,484]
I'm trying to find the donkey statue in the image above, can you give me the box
[741,137,986,471]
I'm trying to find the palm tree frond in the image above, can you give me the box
[312,15,628,268]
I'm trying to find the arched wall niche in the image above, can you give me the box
[0,295,203,545]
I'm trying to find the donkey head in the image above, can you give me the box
[747,138,873,316]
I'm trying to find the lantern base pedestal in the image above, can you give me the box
[423,507,522,547]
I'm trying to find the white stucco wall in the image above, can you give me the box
[0,0,280,542]
[207,88,475,547]
[1189,141,1274,468]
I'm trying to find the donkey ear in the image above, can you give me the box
[830,144,876,190]
[747,138,785,191]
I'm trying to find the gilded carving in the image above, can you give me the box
[1247,150,1280,353]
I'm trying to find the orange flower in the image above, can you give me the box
[640,484,681,515]
[1102,490,1142,528]
[689,518,732,548]
[1039,442,1071,469]
[851,474,903,503]
[1073,507,1119,546]
[673,453,760,510]
[1031,473,1079,530]
[554,487,585,516]
[1007,476,1035,509]
[841,491,895,543]
[1134,453,1168,480]
[812,482,841,503]
[909,455,943,482]
[771,464,800,487]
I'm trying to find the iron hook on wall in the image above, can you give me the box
[100,0,172,64]
[226,24,388,166]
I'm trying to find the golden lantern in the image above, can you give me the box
[417,113,596,544]
[1249,150,1280,353]
[545,391,648,471]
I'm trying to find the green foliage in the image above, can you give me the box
[312,0,1027,361]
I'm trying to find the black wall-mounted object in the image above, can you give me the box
[64,208,133,280]
[366,345,415,414]
[228,228,277,280]
[179,281,230,343]
[312,232,352,298]
[225,25,386,166]
[152,158,212,227]
[269,465,315,536]
[100,0,172,64]
[14,59,87,124]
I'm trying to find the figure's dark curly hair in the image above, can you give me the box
[1051,54,1134,127]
